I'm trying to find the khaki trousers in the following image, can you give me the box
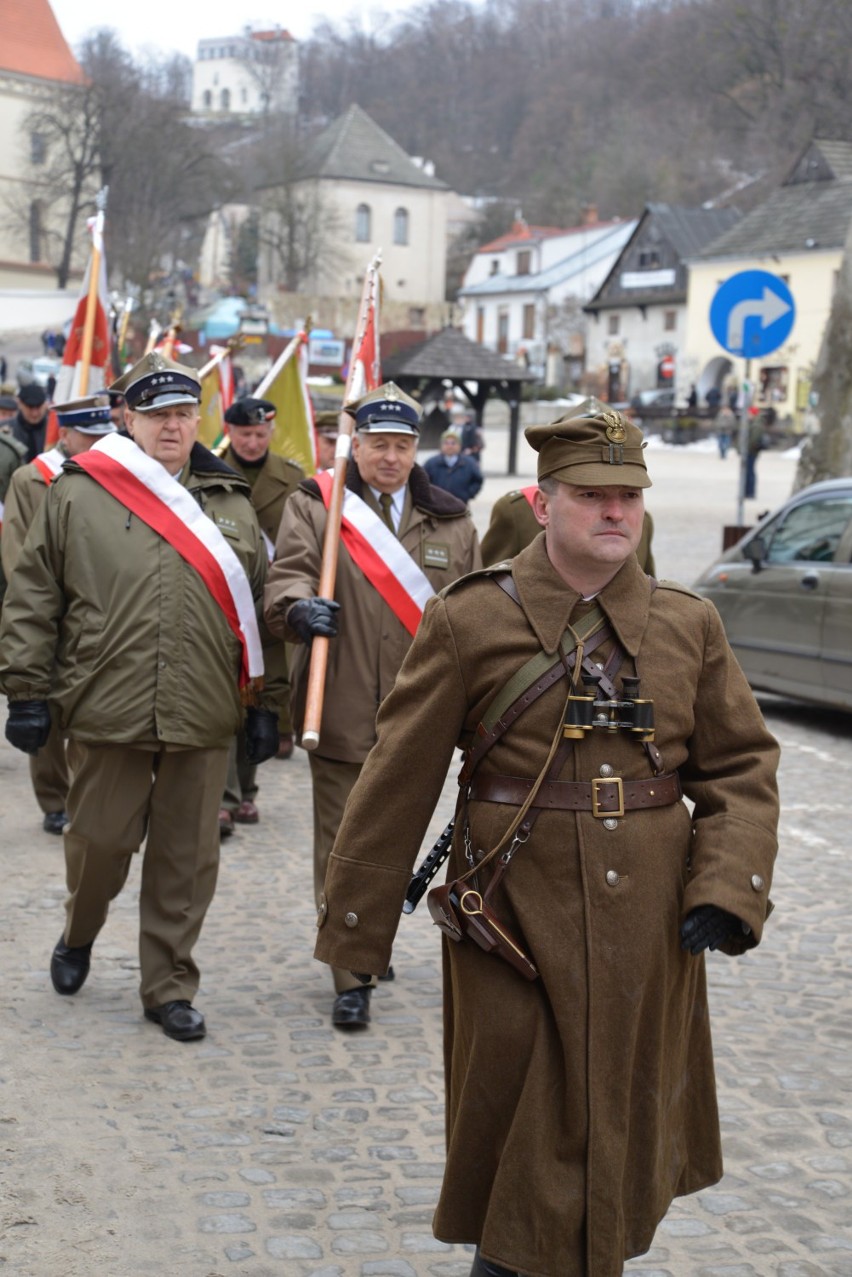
[63,741,229,1008]
[30,720,69,814]
[309,753,375,994]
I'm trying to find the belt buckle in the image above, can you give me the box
[591,776,624,818]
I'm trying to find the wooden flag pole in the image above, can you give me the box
[77,190,108,396]
[198,334,246,381]
[301,255,380,750]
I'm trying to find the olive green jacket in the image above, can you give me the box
[0,428,27,611]
[0,442,281,748]
[219,445,304,546]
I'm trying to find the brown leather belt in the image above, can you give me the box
[469,770,682,818]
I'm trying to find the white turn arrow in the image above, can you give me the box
[726,287,791,352]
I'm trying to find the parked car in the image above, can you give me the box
[629,388,677,416]
[16,356,61,388]
[692,478,852,711]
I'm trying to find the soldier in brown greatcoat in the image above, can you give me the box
[313,405,780,1275]
[264,382,481,1029]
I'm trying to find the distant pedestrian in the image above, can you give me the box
[424,429,483,504]
[744,406,775,499]
[705,385,721,417]
[686,384,698,412]
[715,405,736,459]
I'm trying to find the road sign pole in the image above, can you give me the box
[736,357,751,527]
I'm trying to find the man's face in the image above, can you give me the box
[228,421,274,463]
[533,482,644,583]
[17,400,46,425]
[128,404,199,474]
[441,434,461,457]
[352,431,417,493]
[0,407,15,422]
[315,432,337,470]
[59,427,111,458]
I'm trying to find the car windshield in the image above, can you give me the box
[763,495,852,563]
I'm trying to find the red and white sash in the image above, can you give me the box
[74,434,263,686]
[314,470,434,636]
[32,447,66,485]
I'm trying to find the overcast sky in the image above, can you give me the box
[49,0,426,61]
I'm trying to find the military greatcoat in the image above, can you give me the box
[314,534,780,1276]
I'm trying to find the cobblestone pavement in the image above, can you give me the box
[1,444,850,1276]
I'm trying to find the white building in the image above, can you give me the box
[457,215,636,381]
[0,0,86,293]
[191,27,298,118]
[256,105,451,331]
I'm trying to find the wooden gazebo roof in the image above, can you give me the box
[383,327,535,473]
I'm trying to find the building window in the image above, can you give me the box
[408,306,426,326]
[29,200,43,262]
[476,306,484,344]
[664,310,676,331]
[638,249,661,269]
[516,249,531,276]
[393,207,409,246]
[607,314,620,336]
[221,88,231,110]
[30,132,47,164]
[203,89,212,109]
[497,309,509,355]
[355,204,371,242]
[490,259,500,276]
[523,303,535,340]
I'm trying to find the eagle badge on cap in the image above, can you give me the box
[602,413,627,443]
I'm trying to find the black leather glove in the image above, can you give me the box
[287,597,340,644]
[680,904,750,955]
[244,707,280,766]
[5,700,52,755]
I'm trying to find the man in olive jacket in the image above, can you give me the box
[217,395,304,831]
[0,353,281,1042]
[1,396,116,835]
[313,405,779,1275]
[265,382,482,1029]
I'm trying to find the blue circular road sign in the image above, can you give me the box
[710,270,795,358]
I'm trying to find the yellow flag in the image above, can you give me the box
[198,367,225,448]
[258,337,316,475]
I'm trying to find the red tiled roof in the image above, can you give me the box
[1,0,84,84]
[250,29,295,43]
[479,218,624,253]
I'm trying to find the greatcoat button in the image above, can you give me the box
[750,874,765,891]
[603,818,618,831]
[344,911,359,928]
[599,763,614,777]
[606,870,619,886]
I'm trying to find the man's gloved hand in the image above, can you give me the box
[680,904,750,955]
[5,700,52,755]
[287,597,340,644]
[244,707,280,765]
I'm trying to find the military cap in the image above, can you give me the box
[314,409,340,435]
[17,382,47,408]
[0,393,17,413]
[224,397,276,427]
[110,351,201,414]
[108,389,125,407]
[525,398,651,489]
[55,394,116,435]
[347,381,421,435]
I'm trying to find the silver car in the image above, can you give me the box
[692,478,852,711]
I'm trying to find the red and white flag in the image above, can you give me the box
[345,257,382,403]
[54,209,111,402]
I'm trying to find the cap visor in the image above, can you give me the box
[134,392,200,413]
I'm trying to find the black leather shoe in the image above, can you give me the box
[42,810,67,835]
[332,986,371,1029]
[378,964,395,982]
[144,1000,206,1041]
[50,934,93,995]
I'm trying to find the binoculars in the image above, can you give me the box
[563,674,655,742]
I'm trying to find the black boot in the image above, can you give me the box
[469,1248,522,1277]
